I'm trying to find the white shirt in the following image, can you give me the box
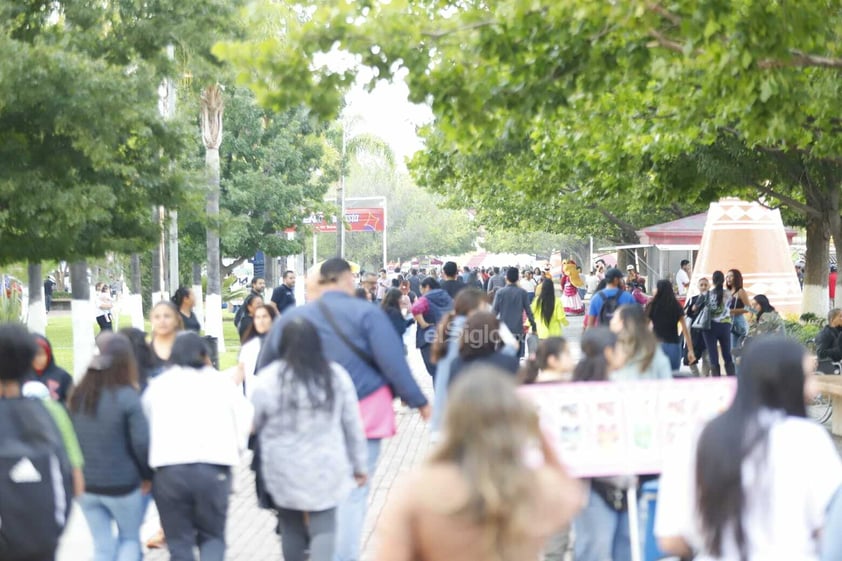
[238,337,263,398]
[143,365,254,468]
[95,291,112,318]
[676,268,691,296]
[656,414,842,561]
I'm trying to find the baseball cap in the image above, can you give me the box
[626,264,635,271]
[605,267,624,283]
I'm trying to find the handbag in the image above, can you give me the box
[691,296,711,331]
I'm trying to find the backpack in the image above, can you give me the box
[597,290,622,326]
[0,398,72,560]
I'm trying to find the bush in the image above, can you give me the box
[784,321,822,347]
[0,290,22,323]
[52,291,72,299]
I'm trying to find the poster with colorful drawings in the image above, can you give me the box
[519,378,737,478]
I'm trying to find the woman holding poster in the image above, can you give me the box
[656,337,842,560]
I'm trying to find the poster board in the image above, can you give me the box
[519,378,736,478]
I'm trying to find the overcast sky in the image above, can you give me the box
[343,69,434,166]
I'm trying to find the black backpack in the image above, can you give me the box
[0,398,73,560]
[597,290,622,326]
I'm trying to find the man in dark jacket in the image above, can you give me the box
[440,261,466,298]
[816,308,842,372]
[492,268,537,357]
[411,277,454,378]
[269,270,296,313]
[257,258,430,561]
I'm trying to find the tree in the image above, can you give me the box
[215,0,842,314]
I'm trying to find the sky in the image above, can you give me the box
[343,70,434,167]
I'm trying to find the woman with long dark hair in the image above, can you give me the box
[656,337,842,560]
[531,278,569,339]
[375,368,582,561]
[448,311,520,386]
[238,293,264,344]
[238,304,278,391]
[746,294,784,339]
[69,333,152,561]
[252,318,368,561]
[172,286,201,332]
[727,269,753,352]
[381,288,410,338]
[646,279,695,371]
[700,270,735,376]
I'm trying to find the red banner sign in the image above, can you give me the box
[303,208,385,233]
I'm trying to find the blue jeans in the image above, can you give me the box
[334,439,382,561]
[78,488,144,561]
[702,321,734,376]
[573,487,632,561]
[660,342,682,372]
[731,314,748,352]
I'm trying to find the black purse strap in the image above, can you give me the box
[317,300,378,371]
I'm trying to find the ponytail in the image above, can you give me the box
[517,356,541,385]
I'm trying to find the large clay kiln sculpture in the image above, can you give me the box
[689,198,802,316]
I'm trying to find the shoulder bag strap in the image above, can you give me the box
[317,300,379,372]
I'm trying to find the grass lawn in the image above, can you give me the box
[45,312,243,376]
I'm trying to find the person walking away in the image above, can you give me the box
[0,324,75,561]
[609,304,673,380]
[440,261,466,298]
[699,271,736,377]
[96,282,114,332]
[815,308,842,373]
[143,333,254,561]
[69,333,153,561]
[448,312,520,387]
[656,337,842,560]
[252,318,368,561]
[119,327,156,390]
[407,268,422,296]
[238,293,264,344]
[238,304,278,392]
[726,269,752,352]
[429,288,488,438]
[382,288,411,339]
[683,278,710,376]
[256,258,431,561]
[585,267,637,330]
[486,266,506,295]
[172,286,201,332]
[531,278,569,340]
[270,270,297,313]
[492,267,537,357]
[375,367,583,561]
[412,277,454,379]
[30,334,74,403]
[645,280,695,372]
[44,275,56,313]
[148,301,184,379]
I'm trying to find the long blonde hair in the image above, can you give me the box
[430,366,541,560]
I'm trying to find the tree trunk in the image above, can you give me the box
[127,253,144,329]
[151,206,166,304]
[70,261,95,380]
[802,214,830,316]
[27,262,46,335]
[192,262,205,332]
[202,84,225,354]
[265,255,277,291]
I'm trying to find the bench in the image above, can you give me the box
[813,376,842,436]
[49,298,72,312]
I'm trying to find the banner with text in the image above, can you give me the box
[303,208,385,233]
[519,378,736,478]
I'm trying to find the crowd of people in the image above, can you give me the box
[2,256,841,561]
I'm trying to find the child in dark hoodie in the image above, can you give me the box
[31,335,74,404]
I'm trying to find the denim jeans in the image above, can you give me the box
[573,487,632,561]
[702,321,734,376]
[78,488,144,561]
[334,439,382,561]
[660,342,682,372]
[731,314,748,352]
[277,507,336,561]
